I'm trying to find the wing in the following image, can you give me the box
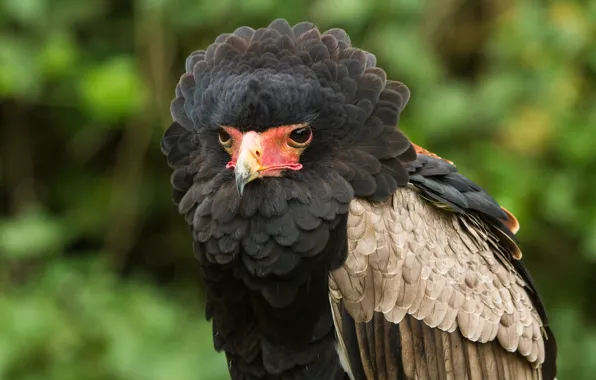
[329,154,557,380]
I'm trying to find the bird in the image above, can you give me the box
[161,19,557,380]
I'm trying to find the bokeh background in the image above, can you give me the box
[1,0,595,379]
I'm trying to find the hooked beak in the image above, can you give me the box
[234,132,262,196]
[235,148,261,196]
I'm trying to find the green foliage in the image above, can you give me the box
[1,0,595,379]
[0,259,227,380]
[0,207,64,259]
[79,57,146,123]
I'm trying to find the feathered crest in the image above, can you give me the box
[162,19,416,279]
[165,18,415,203]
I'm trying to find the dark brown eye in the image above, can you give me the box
[218,129,232,147]
[288,126,312,147]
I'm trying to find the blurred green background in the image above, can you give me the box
[1,0,595,379]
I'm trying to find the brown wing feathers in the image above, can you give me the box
[335,307,542,380]
[333,301,405,380]
[330,185,553,379]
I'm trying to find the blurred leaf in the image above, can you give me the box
[166,0,234,29]
[557,113,596,165]
[0,259,228,379]
[368,24,441,85]
[238,0,275,16]
[39,33,78,77]
[500,107,555,156]
[542,170,580,226]
[385,0,423,16]
[414,82,473,136]
[139,0,169,13]
[2,0,47,26]
[56,174,113,240]
[549,306,596,378]
[0,36,41,98]
[47,0,105,27]
[0,208,64,259]
[548,2,591,55]
[476,72,525,121]
[313,0,371,25]
[79,57,145,123]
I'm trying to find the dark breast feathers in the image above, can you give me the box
[161,18,556,380]
[330,154,557,380]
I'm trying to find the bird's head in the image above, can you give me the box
[162,19,416,279]
[222,124,311,196]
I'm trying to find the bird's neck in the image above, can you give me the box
[199,223,350,379]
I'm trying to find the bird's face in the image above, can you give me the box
[220,124,311,195]
[162,19,416,276]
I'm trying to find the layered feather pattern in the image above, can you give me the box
[161,18,556,380]
[163,19,416,276]
[329,185,556,379]
[161,19,415,379]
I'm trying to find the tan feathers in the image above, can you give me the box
[329,187,547,373]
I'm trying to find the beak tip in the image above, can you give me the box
[234,147,261,196]
[236,178,245,197]
[236,173,251,197]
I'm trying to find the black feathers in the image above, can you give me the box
[162,18,418,295]
[408,154,509,222]
[161,18,554,380]
[165,18,415,204]
[162,18,417,379]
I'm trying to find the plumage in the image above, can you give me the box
[162,18,556,380]
[330,187,552,377]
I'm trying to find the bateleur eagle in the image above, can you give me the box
[162,19,557,380]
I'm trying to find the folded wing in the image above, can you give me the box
[329,154,556,380]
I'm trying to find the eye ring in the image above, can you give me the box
[218,129,232,148]
[288,126,312,148]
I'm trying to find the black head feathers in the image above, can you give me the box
[164,18,415,202]
[162,19,416,278]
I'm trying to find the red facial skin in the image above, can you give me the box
[223,124,310,177]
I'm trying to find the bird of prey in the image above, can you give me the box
[162,19,557,380]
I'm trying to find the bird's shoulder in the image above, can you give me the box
[407,146,519,238]
[329,147,556,377]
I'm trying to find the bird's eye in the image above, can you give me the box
[288,126,312,147]
[218,129,232,148]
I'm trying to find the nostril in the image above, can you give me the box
[255,149,262,157]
